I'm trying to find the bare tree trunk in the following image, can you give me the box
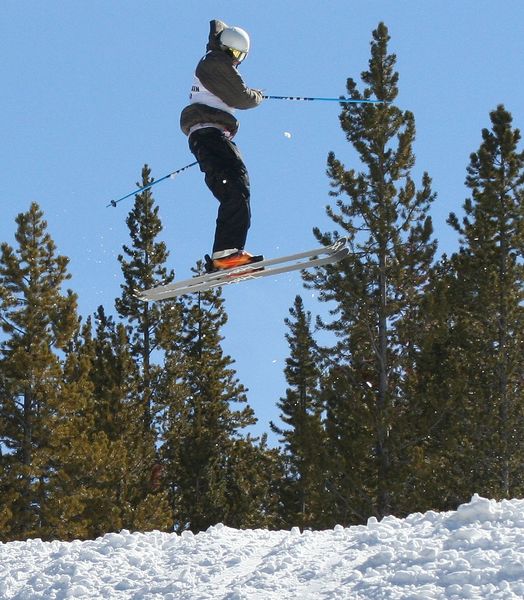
[376,249,391,518]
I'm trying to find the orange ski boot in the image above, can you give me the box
[205,250,264,273]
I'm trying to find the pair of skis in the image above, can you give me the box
[138,237,349,301]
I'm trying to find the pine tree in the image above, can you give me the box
[113,165,180,531]
[39,322,99,540]
[116,164,176,431]
[42,309,172,540]
[397,256,469,511]
[271,295,327,528]
[308,23,437,521]
[160,278,265,532]
[88,307,172,534]
[446,105,524,498]
[221,434,283,529]
[0,202,78,539]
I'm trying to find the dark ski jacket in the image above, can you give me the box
[180,20,262,138]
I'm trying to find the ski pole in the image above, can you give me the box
[107,161,198,208]
[262,95,385,104]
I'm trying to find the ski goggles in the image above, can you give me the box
[229,48,247,62]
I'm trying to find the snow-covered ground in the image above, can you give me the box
[2,495,524,599]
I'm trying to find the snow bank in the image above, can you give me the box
[2,495,524,599]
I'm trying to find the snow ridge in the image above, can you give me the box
[2,495,524,599]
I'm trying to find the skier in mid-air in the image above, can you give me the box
[137,19,351,302]
[180,19,264,272]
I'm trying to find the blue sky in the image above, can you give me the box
[2,1,524,443]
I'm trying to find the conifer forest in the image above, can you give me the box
[1,23,523,542]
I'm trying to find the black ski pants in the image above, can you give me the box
[188,127,251,254]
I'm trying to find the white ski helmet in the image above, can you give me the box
[220,26,250,62]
